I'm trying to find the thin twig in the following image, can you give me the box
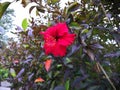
[97,62,116,90]
[99,2,111,24]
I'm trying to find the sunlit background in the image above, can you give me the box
[1,0,75,27]
[0,0,75,40]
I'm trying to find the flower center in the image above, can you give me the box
[55,36,60,41]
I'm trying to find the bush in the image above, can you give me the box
[0,0,120,90]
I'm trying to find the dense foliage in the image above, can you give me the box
[0,0,120,90]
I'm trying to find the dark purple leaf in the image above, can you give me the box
[27,54,33,59]
[111,73,120,85]
[16,26,23,32]
[27,27,34,37]
[24,59,32,64]
[104,51,120,58]
[95,26,109,31]
[112,31,120,44]
[18,77,22,82]
[16,68,25,78]
[30,0,38,2]
[80,30,92,45]
[67,44,81,57]
[93,0,100,5]
[118,27,120,32]
[71,44,81,53]
[23,54,33,64]
[36,6,45,13]
[39,52,45,59]
[72,76,88,89]
[64,69,72,81]
[103,61,111,66]
[90,43,104,49]
[54,86,65,90]
[81,24,89,29]
[28,73,34,81]
[56,15,62,22]
[29,6,36,14]
[66,18,71,24]
[67,2,80,13]
[80,67,88,77]
[106,13,112,19]
[86,29,92,38]
[66,14,73,24]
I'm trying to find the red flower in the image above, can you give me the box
[40,23,75,57]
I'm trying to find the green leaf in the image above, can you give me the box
[23,44,29,48]
[0,2,11,19]
[10,68,16,77]
[64,58,72,66]
[67,2,80,13]
[65,80,70,90]
[4,73,8,78]
[22,18,28,30]
[47,0,60,5]
[70,22,79,27]
[81,29,89,34]
[69,22,81,30]
[50,81,55,90]
[52,0,60,4]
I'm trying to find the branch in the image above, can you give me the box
[97,62,116,90]
[99,2,111,24]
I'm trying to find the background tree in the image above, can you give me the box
[0,9,14,43]
[0,8,14,47]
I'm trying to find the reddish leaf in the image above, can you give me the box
[34,77,44,83]
[44,59,52,72]
[13,60,19,64]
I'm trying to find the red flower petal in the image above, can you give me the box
[56,23,69,36]
[52,44,67,57]
[40,22,76,57]
[58,33,76,46]
[34,77,45,83]
[45,59,52,72]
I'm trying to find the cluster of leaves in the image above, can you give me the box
[0,66,9,82]
[0,0,120,90]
